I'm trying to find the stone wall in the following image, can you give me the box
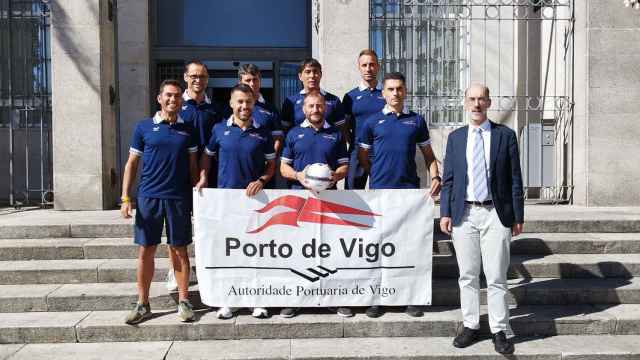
[51,0,118,209]
[573,0,640,206]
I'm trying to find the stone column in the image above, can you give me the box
[573,0,640,206]
[314,0,369,97]
[51,0,118,209]
[116,0,150,186]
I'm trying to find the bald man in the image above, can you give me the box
[439,84,524,355]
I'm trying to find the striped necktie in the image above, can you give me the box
[472,128,489,201]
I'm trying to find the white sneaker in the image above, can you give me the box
[216,307,235,319]
[251,307,268,318]
[165,269,178,292]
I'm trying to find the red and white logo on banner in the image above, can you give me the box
[246,195,381,234]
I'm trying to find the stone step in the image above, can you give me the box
[4,335,640,359]
[3,253,640,285]
[1,304,640,344]
[0,238,195,261]
[3,277,640,313]
[0,258,196,284]
[2,216,640,239]
[435,253,640,279]
[436,232,640,255]
[2,234,640,261]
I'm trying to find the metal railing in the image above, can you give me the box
[370,0,574,203]
[0,0,52,207]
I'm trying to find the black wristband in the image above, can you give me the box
[432,175,442,182]
[257,177,266,184]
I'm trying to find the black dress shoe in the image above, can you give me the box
[453,327,479,348]
[492,331,514,354]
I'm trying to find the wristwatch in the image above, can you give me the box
[432,176,442,182]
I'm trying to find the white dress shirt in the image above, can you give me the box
[465,119,492,201]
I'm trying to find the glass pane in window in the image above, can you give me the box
[156,0,309,48]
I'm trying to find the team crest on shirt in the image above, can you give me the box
[297,134,305,139]
[258,109,272,116]
[182,105,188,110]
[174,130,190,136]
[296,99,302,104]
[356,95,363,100]
[322,134,337,141]
[402,120,417,126]
[377,96,384,100]
[378,119,386,124]
[224,130,231,136]
[153,126,160,131]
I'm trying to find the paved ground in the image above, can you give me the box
[3,335,640,359]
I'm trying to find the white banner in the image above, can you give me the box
[193,189,433,307]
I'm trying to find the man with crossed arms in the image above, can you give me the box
[281,58,348,142]
[238,63,284,189]
[440,83,524,355]
[342,49,386,189]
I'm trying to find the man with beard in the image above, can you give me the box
[196,84,276,319]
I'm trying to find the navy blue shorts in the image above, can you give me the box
[134,197,192,247]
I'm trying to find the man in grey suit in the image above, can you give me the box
[439,83,524,355]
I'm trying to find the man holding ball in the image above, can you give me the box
[279,91,350,318]
[280,92,349,191]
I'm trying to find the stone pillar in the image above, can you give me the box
[314,0,369,97]
[117,0,150,184]
[573,0,640,206]
[51,0,118,210]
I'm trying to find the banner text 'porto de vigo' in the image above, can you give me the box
[193,189,434,307]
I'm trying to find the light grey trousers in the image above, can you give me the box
[452,204,512,334]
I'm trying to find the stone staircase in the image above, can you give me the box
[1,207,640,359]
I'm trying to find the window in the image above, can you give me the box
[155,0,309,48]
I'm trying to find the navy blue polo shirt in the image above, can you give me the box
[180,92,222,149]
[358,107,432,189]
[281,120,349,189]
[205,117,276,189]
[253,94,284,139]
[343,83,385,144]
[129,113,198,199]
[281,89,346,129]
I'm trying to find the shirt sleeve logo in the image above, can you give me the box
[248,133,266,141]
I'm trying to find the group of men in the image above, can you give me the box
[120,49,524,355]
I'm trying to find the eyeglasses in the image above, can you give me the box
[187,75,208,80]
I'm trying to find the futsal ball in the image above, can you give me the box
[303,163,333,191]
